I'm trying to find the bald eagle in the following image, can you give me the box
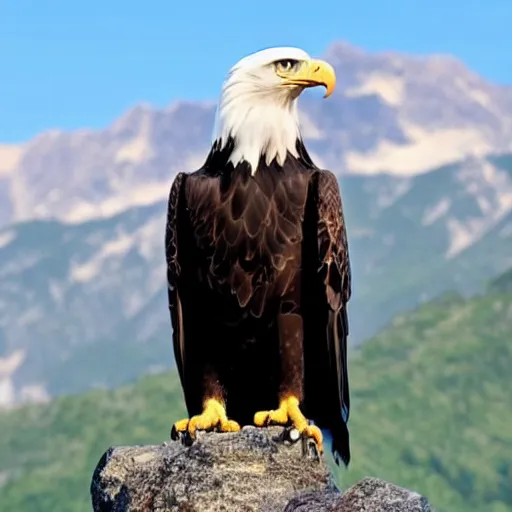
[166,47,352,466]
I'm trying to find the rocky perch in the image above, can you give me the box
[90,426,433,511]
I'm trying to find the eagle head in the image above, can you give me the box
[211,47,336,174]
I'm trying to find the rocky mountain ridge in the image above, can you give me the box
[1,41,512,228]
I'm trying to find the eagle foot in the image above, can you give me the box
[254,396,323,454]
[171,398,241,441]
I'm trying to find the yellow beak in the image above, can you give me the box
[278,59,336,98]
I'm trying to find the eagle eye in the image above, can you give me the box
[274,59,301,73]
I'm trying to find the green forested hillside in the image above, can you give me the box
[0,277,511,512]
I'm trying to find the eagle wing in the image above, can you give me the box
[317,168,351,414]
[303,168,352,467]
[165,172,187,387]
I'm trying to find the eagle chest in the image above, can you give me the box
[187,172,310,307]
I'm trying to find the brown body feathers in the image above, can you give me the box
[165,138,352,466]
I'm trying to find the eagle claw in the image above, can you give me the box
[170,426,194,446]
[254,396,324,454]
[301,433,321,461]
[171,399,241,442]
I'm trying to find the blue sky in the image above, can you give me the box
[1,0,511,142]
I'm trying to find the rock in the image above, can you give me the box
[90,426,433,511]
[285,478,434,511]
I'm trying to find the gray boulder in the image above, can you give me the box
[90,426,433,511]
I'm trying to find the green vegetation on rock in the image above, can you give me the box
[0,272,511,512]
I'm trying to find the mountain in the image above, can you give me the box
[0,153,511,407]
[0,202,172,407]
[1,269,511,512]
[1,41,512,407]
[1,42,512,228]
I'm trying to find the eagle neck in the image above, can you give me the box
[211,91,303,175]
[203,137,318,176]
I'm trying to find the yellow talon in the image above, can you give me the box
[172,398,241,439]
[254,396,323,453]
[173,418,190,433]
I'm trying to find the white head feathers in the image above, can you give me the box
[211,47,335,174]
